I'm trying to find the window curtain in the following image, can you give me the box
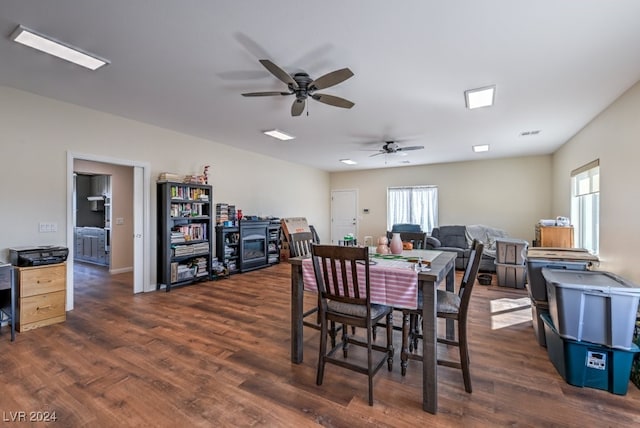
[387,186,438,233]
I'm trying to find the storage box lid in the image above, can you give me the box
[527,248,599,263]
[541,268,640,294]
[495,238,529,245]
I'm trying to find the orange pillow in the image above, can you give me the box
[402,242,413,250]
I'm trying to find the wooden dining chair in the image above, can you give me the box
[289,232,321,329]
[400,239,484,393]
[310,244,394,406]
[386,231,428,249]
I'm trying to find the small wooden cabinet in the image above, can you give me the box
[535,225,574,248]
[16,263,66,332]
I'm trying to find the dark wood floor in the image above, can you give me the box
[1,262,639,427]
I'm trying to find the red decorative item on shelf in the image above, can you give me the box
[237,210,243,221]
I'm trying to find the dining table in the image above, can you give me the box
[289,247,457,414]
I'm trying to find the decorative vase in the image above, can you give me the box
[376,236,389,254]
[390,232,403,254]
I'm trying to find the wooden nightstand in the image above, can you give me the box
[534,225,574,248]
[16,263,66,332]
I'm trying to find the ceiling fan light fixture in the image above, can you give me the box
[473,144,490,153]
[340,159,357,165]
[10,25,109,70]
[263,129,295,141]
[465,85,496,109]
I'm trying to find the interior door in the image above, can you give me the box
[331,189,358,244]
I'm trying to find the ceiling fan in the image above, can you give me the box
[242,59,355,116]
[370,141,425,157]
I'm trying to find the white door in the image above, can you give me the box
[331,189,358,244]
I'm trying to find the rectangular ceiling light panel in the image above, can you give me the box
[11,25,109,70]
[465,85,496,109]
[340,159,357,165]
[263,129,295,141]
[473,144,490,153]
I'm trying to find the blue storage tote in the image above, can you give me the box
[542,268,640,349]
[541,313,639,395]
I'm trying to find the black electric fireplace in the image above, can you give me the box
[239,221,269,272]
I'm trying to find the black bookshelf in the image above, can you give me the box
[157,182,213,291]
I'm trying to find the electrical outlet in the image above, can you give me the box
[115,217,124,225]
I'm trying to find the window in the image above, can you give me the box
[571,160,599,254]
[387,186,438,233]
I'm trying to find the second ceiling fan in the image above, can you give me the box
[242,59,355,116]
[370,141,425,157]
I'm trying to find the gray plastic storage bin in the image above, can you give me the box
[527,285,550,347]
[496,262,526,288]
[542,268,640,349]
[495,238,528,265]
[525,248,598,302]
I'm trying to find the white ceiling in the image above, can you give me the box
[2,1,640,172]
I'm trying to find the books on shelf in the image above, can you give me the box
[169,185,210,201]
[171,202,207,218]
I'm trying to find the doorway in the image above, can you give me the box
[330,189,358,244]
[66,152,151,310]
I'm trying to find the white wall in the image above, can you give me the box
[0,86,330,285]
[330,155,552,243]
[552,80,640,283]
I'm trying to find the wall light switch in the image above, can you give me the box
[38,222,57,232]
[115,217,124,225]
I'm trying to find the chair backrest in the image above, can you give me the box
[310,244,371,309]
[289,232,315,257]
[391,223,422,233]
[386,231,428,249]
[308,225,321,244]
[458,239,484,318]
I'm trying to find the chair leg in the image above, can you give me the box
[367,320,374,406]
[459,319,472,393]
[329,321,337,348]
[316,318,327,386]
[342,323,349,358]
[401,312,410,376]
[411,314,420,352]
[386,311,394,371]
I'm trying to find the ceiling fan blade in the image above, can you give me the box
[291,99,305,116]
[309,68,354,90]
[311,93,355,109]
[397,145,425,151]
[369,152,385,157]
[259,59,299,89]
[242,91,291,97]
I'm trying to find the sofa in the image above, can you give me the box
[426,224,512,272]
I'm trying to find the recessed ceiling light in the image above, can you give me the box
[263,129,295,140]
[464,85,496,109]
[10,25,109,71]
[340,159,357,165]
[473,144,490,153]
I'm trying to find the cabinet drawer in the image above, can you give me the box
[19,290,66,327]
[19,264,66,297]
